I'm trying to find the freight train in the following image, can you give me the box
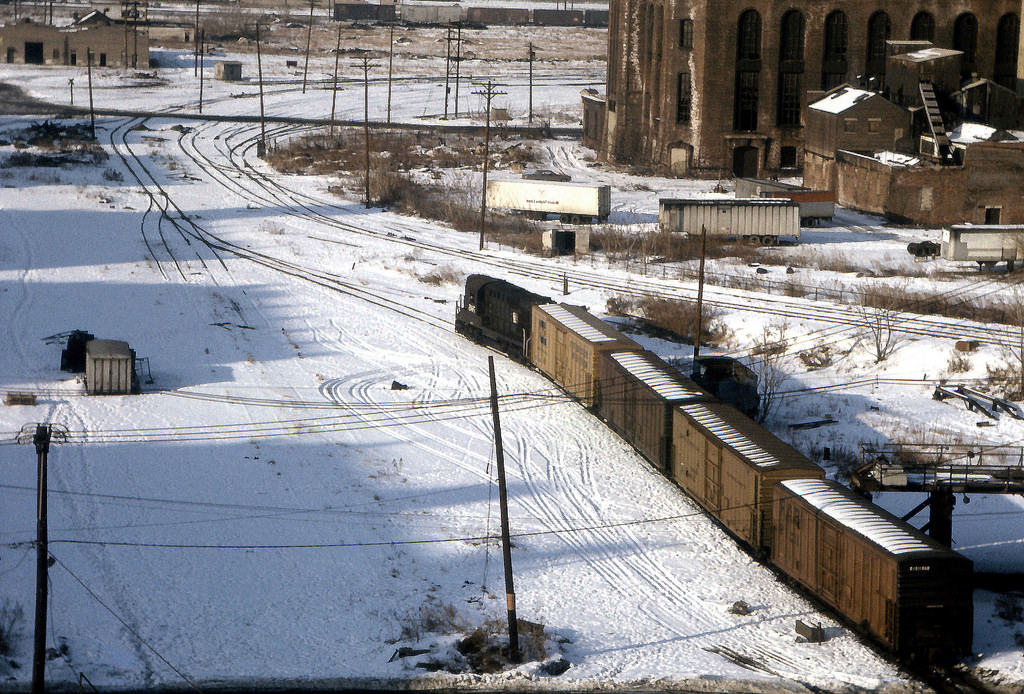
[455,274,973,662]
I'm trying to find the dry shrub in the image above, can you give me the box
[606,294,726,345]
[202,9,259,41]
[590,227,757,265]
[798,345,833,369]
[0,599,24,656]
[419,266,460,285]
[400,602,468,642]
[946,349,971,374]
[456,617,548,673]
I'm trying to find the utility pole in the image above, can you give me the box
[193,0,200,75]
[87,49,96,139]
[454,23,462,117]
[691,224,708,378]
[355,56,378,208]
[386,22,395,125]
[30,424,51,694]
[443,24,452,119]
[487,357,520,662]
[302,0,315,94]
[198,29,205,113]
[528,43,535,124]
[256,23,267,155]
[330,20,342,137]
[475,81,505,251]
[68,78,74,105]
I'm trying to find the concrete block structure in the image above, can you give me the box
[0,11,149,68]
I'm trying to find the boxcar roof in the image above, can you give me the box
[608,351,707,401]
[537,304,633,345]
[679,402,821,472]
[780,479,956,556]
[659,197,798,207]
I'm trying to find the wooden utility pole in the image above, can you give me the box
[528,43,535,124]
[487,357,519,662]
[355,56,378,208]
[30,424,51,694]
[198,28,205,113]
[193,0,200,75]
[386,22,395,125]
[443,24,453,119]
[475,80,505,251]
[87,49,96,138]
[256,23,267,155]
[302,0,315,94]
[330,20,342,137]
[453,23,462,116]
[691,224,708,378]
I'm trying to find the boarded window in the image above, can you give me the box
[680,18,693,49]
[677,72,691,123]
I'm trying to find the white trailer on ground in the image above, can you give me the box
[659,198,801,244]
[941,224,1024,270]
[487,179,611,223]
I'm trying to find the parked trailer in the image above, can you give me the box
[659,198,800,244]
[773,479,974,660]
[530,303,642,408]
[671,401,824,555]
[940,224,1024,270]
[487,180,611,223]
[735,178,835,225]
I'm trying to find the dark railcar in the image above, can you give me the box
[671,401,823,555]
[772,479,973,661]
[583,9,608,26]
[466,7,530,25]
[691,356,759,418]
[333,3,395,21]
[455,275,550,362]
[596,350,711,472]
[532,8,584,25]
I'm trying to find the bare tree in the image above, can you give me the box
[858,303,900,363]
[750,322,789,423]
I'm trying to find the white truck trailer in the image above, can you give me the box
[486,180,611,224]
[659,198,801,244]
[941,224,1024,270]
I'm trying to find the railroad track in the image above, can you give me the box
[162,117,1024,357]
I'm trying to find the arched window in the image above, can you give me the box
[865,11,890,87]
[821,10,848,90]
[777,10,804,126]
[995,13,1020,89]
[737,9,761,61]
[734,9,761,131]
[953,13,978,78]
[910,12,934,42]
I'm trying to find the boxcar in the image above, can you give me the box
[532,8,584,25]
[530,304,641,408]
[455,275,550,362]
[671,401,823,554]
[772,479,973,660]
[466,7,530,24]
[583,8,609,26]
[597,350,711,472]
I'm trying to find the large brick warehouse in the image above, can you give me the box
[596,0,1023,178]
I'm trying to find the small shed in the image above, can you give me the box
[214,61,242,81]
[85,339,137,395]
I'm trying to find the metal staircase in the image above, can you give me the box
[918,81,951,161]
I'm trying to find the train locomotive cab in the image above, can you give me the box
[455,275,551,362]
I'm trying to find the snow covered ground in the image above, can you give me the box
[1,30,1023,693]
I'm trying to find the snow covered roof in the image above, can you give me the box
[780,479,950,556]
[608,351,707,401]
[679,402,818,471]
[538,304,629,344]
[809,87,876,114]
[899,47,962,62]
[660,197,797,207]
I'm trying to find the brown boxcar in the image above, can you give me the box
[466,7,530,25]
[597,350,711,472]
[530,304,641,408]
[671,401,823,554]
[532,8,584,25]
[772,479,973,660]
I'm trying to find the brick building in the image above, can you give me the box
[1,11,149,68]
[597,0,1023,178]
